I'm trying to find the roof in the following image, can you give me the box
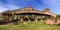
[13,6,55,17]
[1,6,55,17]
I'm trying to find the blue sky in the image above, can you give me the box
[0,0,60,14]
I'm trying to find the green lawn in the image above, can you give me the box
[0,22,60,30]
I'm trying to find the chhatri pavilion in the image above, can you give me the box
[1,6,56,22]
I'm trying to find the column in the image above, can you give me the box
[41,19,42,21]
[28,19,30,22]
[14,15,17,19]
[50,16,52,20]
[20,18,23,22]
[41,16,42,21]
[35,17,37,22]
[50,16,54,20]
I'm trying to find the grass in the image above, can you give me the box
[0,21,60,30]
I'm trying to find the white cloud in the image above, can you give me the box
[0,0,34,12]
[0,0,21,12]
[0,6,8,12]
[0,0,60,14]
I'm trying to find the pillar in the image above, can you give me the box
[51,17,53,20]
[14,15,17,19]
[41,16,43,21]
[41,19,42,21]
[35,18,37,22]
[50,16,54,20]
[28,19,30,22]
[20,18,23,22]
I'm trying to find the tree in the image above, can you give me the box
[0,13,1,19]
[56,15,60,20]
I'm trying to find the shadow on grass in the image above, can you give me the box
[13,22,19,25]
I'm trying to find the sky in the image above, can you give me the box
[0,0,60,14]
